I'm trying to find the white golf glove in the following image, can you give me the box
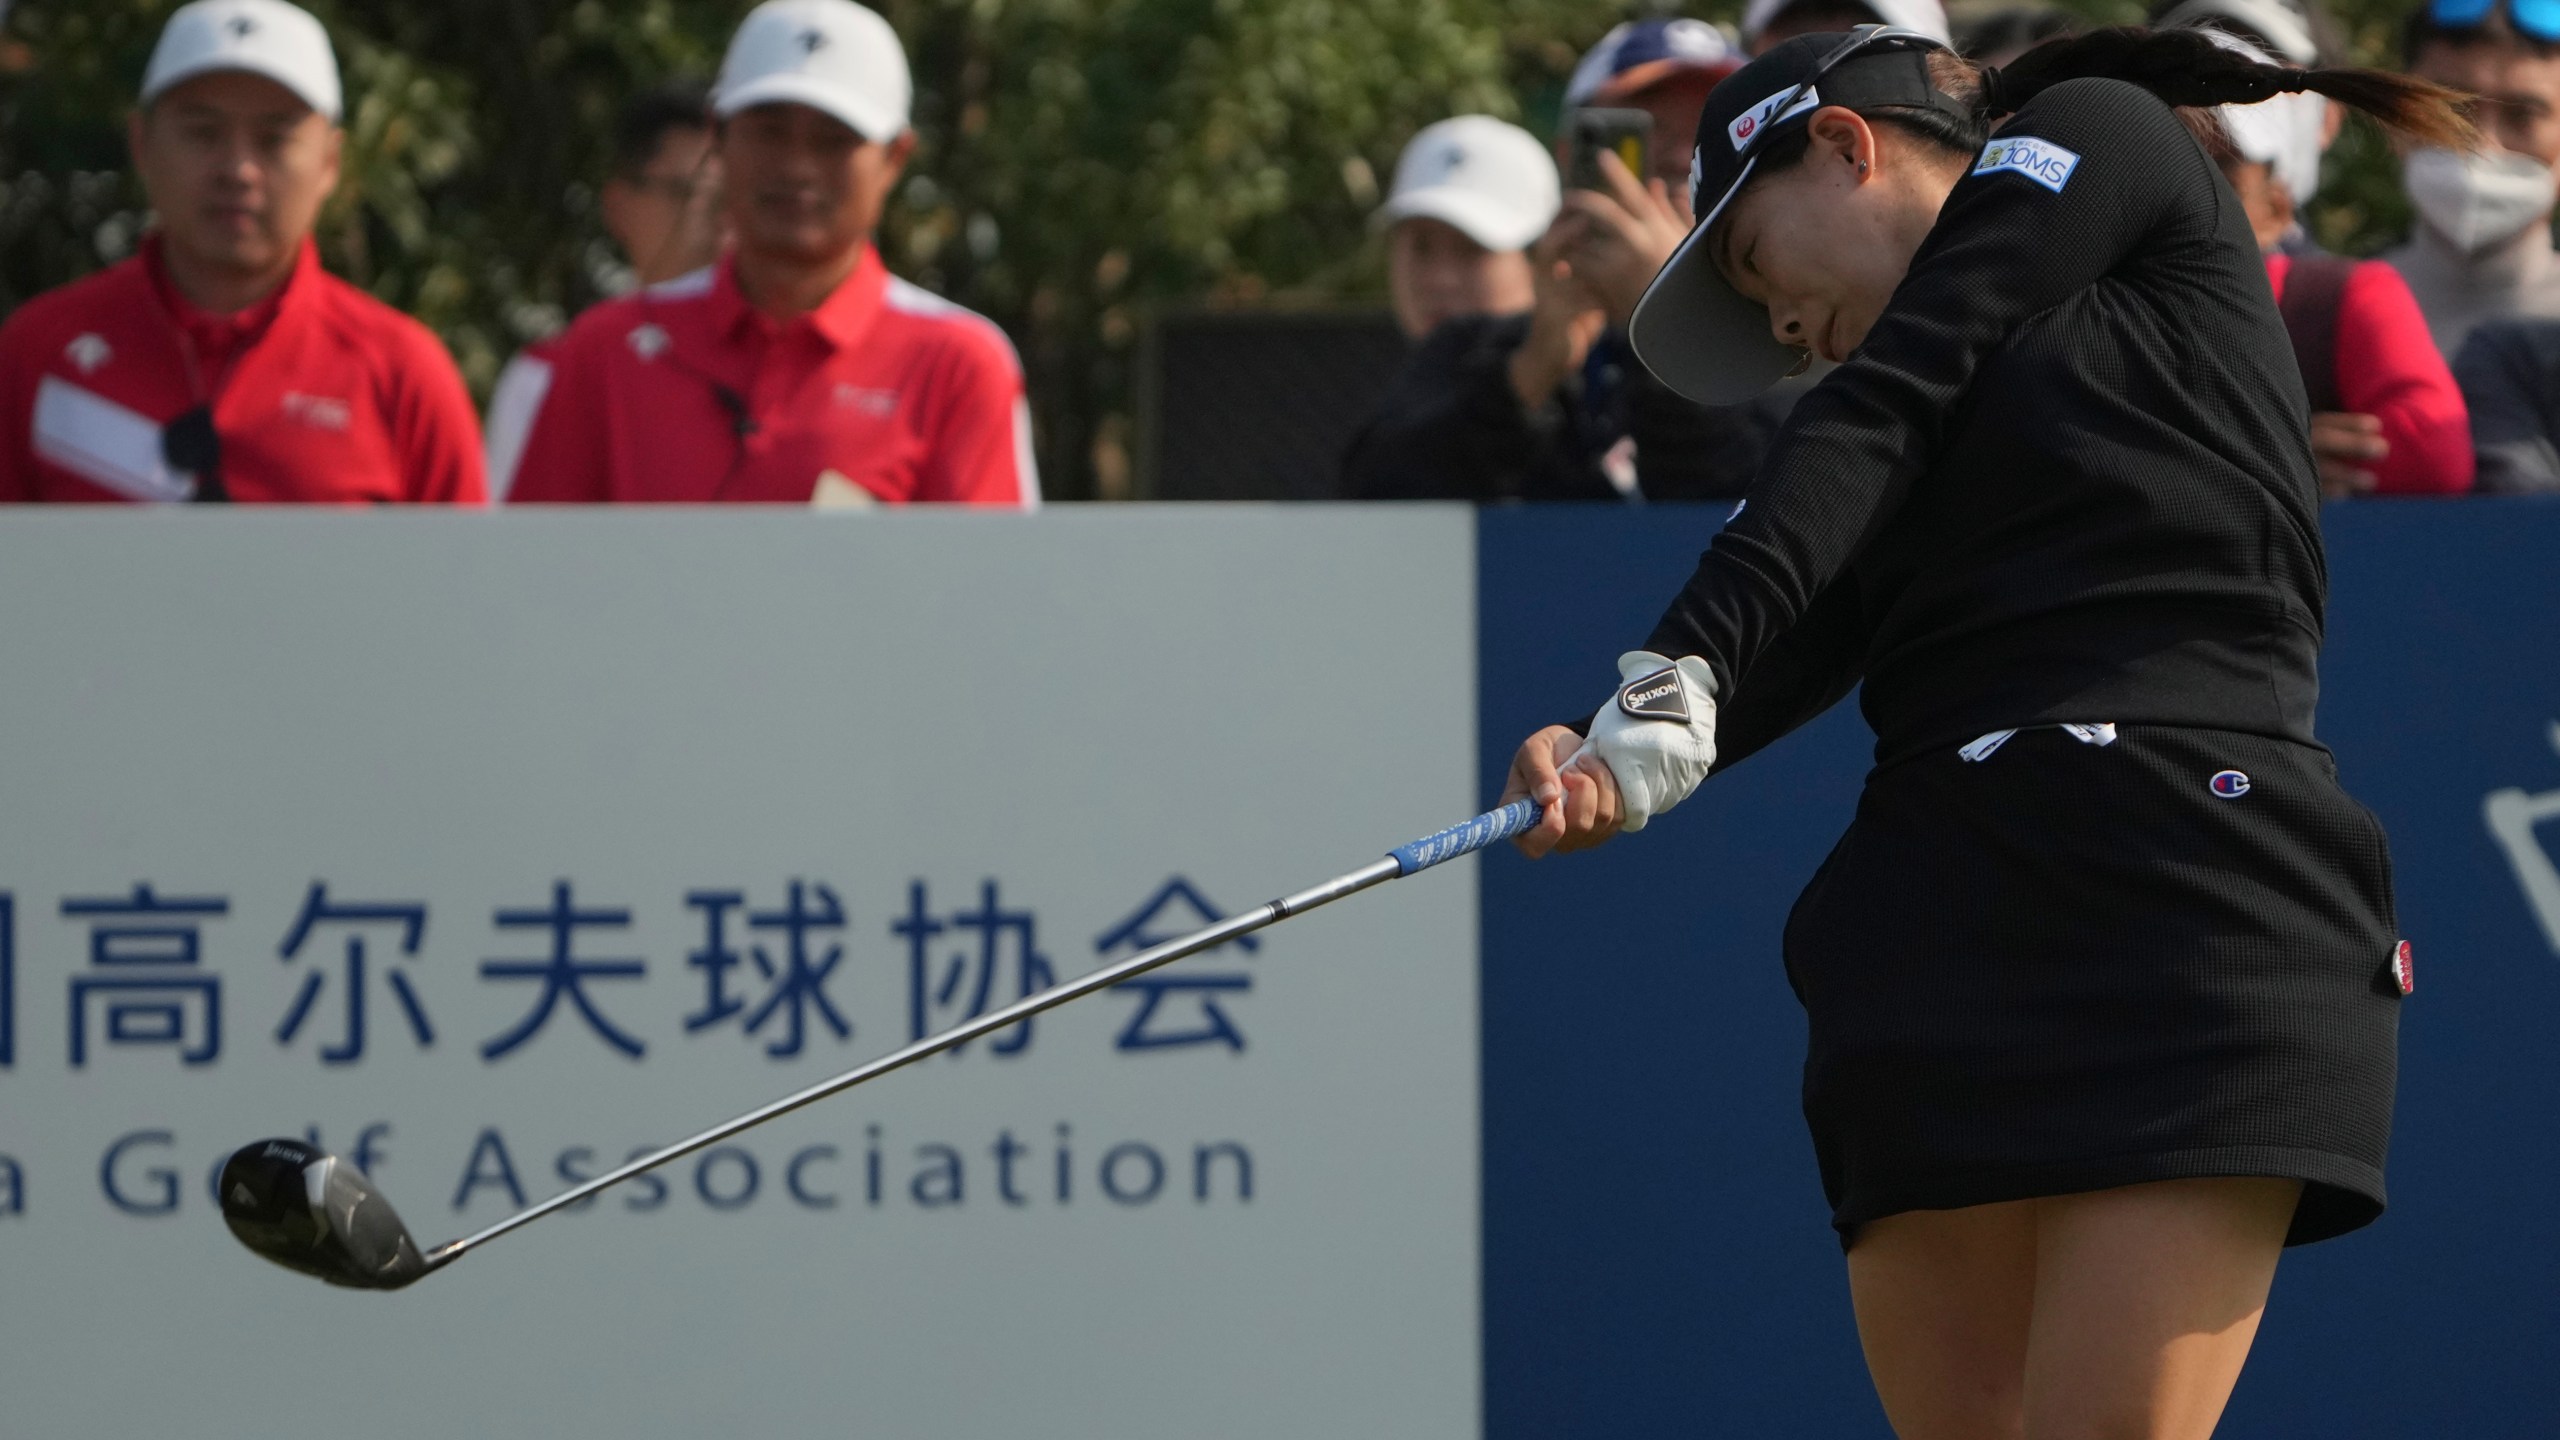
[1566,651,1719,832]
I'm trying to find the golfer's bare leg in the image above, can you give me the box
[2023,1176,2300,1440]
[1846,1198,2038,1440]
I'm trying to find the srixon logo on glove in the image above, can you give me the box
[1619,668,1692,722]
[1577,651,1721,833]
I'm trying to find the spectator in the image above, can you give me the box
[2205,33,2473,495]
[2391,1,2560,355]
[1960,7,2078,68]
[485,85,723,498]
[0,0,484,504]
[508,0,1036,506]
[2170,22,2467,491]
[2453,315,2560,489]
[1373,115,1555,342]
[1561,17,1737,194]
[2157,0,2346,265]
[596,88,728,291]
[1342,18,1769,501]
[1741,0,1951,56]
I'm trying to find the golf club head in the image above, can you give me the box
[219,1138,433,1290]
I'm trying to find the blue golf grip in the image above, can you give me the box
[1387,797,1546,876]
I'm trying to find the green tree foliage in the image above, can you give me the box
[0,1,2440,497]
[0,0,1637,498]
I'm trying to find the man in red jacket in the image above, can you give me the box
[506,0,1037,507]
[0,0,484,505]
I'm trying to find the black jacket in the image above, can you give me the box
[1340,314,1772,502]
[2453,316,2560,494]
[1648,79,2331,770]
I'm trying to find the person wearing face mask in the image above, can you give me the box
[1496,25,2463,1434]
[2203,30,2472,494]
[1343,20,1769,501]
[2391,0,2560,355]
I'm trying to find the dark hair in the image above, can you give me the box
[1747,26,2474,183]
[2404,4,2560,64]
[1961,7,2078,63]
[2143,0,2348,67]
[611,85,712,179]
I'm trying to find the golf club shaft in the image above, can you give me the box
[423,797,1542,1269]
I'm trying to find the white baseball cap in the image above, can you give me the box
[141,0,341,121]
[1740,0,1951,46]
[2203,30,2329,202]
[715,0,912,143]
[1373,115,1561,253]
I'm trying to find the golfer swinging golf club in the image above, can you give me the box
[1501,26,2460,1437]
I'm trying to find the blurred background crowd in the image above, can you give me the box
[4,0,2558,506]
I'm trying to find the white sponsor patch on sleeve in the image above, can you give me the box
[1972,135,2081,193]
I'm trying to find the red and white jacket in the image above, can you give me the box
[504,247,1037,506]
[0,237,485,504]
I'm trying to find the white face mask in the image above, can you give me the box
[2403,146,2558,255]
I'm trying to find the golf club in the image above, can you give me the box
[219,796,1544,1290]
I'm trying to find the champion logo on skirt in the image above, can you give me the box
[2209,769,2252,798]
[2388,940,2415,996]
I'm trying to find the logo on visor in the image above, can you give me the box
[1727,86,1821,152]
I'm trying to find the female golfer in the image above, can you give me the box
[1501,26,2457,1438]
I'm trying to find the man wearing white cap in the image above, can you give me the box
[1373,115,1556,342]
[0,0,484,503]
[509,0,1036,506]
[1741,0,1951,55]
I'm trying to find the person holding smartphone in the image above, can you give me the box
[1344,18,1767,502]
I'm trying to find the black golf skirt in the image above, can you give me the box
[1783,723,2402,1249]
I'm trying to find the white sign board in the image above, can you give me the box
[0,509,1481,1440]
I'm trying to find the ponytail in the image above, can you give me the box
[1982,27,2476,150]
[1734,26,2473,199]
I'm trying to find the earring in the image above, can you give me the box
[1858,160,1869,175]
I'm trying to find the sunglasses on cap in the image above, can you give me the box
[2430,0,2560,43]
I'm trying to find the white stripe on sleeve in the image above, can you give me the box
[481,352,555,503]
[1011,395,1041,511]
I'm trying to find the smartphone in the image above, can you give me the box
[1568,107,1654,192]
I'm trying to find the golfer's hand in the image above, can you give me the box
[1501,724,1622,858]
[2311,411,2387,497]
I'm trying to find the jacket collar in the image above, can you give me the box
[709,244,889,353]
